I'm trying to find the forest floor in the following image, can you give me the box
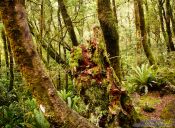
[132,92,175,127]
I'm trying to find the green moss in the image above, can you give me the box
[69,46,83,69]
[91,41,109,70]
[161,100,175,119]
[139,96,161,108]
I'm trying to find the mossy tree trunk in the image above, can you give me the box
[7,38,14,92]
[164,0,175,51]
[135,0,155,65]
[0,1,96,128]
[0,50,1,74]
[1,28,14,91]
[58,0,79,46]
[38,0,45,60]
[168,2,175,37]
[158,0,169,52]
[97,0,121,81]
[1,29,9,76]
[134,0,142,65]
[112,0,118,25]
[64,46,69,90]
[145,0,151,46]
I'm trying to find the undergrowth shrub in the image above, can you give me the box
[0,69,50,128]
[0,98,50,128]
[126,64,157,94]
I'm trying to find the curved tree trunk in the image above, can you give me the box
[97,0,121,80]
[135,0,155,65]
[0,1,96,128]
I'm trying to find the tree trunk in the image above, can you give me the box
[7,38,14,92]
[158,0,169,52]
[1,29,9,76]
[112,0,118,25]
[0,49,1,76]
[164,0,175,51]
[0,1,96,128]
[97,0,121,81]
[95,0,138,128]
[145,0,151,46]
[1,28,14,91]
[64,46,68,90]
[135,0,155,65]
[58,0,79,46]
[134,0,142,65]
[169,3,175,37]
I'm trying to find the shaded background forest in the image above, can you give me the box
[0,0,175,127]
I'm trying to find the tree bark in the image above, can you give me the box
[112,0,118,25]
[38,0,45,59]
[164,0,175,51]
[0,50,1,69]
[7,38,14,92]
[135,0,155,65]
[97,0,121,81]
[95,0,139,127]
[64,46,68,90]
[158,0,169,52]
[0,1,96,128]
[134,0,142,65]
[145,0,151,46]
[169,2,175,37]
[1,28,14,91]
[58,0,79,46]
[1,29,9,76]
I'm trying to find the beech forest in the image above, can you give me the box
[0,0,175,127]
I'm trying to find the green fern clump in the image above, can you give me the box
[34,109,50,128]
[127,64,157,94]
[23,98,50,128]
[57,89,85,113]
[0,98,50,128]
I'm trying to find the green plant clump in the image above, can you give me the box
[57,89,85,113]
[0,98,50,128]
[127,64,157,94]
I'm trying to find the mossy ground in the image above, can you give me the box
[132,92,175,127]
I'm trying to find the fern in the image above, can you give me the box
[57,90,82,112]
[34,109,50,128]
[128,64,157,94]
